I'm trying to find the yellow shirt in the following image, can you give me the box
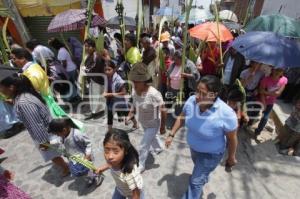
[125,47,142,65]
[23,63,50,96]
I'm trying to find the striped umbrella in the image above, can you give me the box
[47,9,107,33]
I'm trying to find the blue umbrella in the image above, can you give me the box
[155,7,180,16]
[231,31,300,68]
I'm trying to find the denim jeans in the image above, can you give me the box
[255,104,273,135]
[112,188,145,199]
[66,70,79,101]
[139,125,164,170]
[181,149,224,199]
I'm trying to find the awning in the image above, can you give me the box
[0,0,81,17]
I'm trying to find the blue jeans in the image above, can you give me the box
[139,125,164,170]
[66,70,79,101]
[255,104,273,135]
[181,149,224,199]
[112,188,145,199]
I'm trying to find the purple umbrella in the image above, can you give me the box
[47,9,107,33]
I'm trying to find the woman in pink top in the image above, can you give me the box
[255,68,288,138]
[166,51,200,101]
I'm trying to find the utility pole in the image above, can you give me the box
[2,0,31,44]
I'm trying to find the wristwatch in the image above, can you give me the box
[168,133,175,138]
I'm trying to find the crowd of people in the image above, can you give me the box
[1,20,300,199]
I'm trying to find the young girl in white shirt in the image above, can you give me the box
[96,129,144,199]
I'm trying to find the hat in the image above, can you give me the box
[160,32,170,42]
[171,36,183,48]
[128,63,151,82]
[0,66,19,82]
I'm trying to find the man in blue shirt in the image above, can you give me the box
[165,75,238,199]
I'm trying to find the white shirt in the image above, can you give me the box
[57,47,77,72]
[110,165,143,197]
[133,86,164,128]
[21,61,33,72]
[32,45,55,67]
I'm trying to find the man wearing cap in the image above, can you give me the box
[160,32,175,57]
[126,63,167,173]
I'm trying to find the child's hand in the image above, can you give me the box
[4,99,13,104]
[84,154,92,161]
[103,92,112,98]
[95,164,110,174]
[95,168,103,175]
[181,73,189,78]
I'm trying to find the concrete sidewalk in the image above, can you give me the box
[1,112,300,199]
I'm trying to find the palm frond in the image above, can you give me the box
[0,8,11,17]
[95,31,105,53]
[179,0,193,104]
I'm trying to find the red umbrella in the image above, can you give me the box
[47,9,107,33]
[189,22,233,42]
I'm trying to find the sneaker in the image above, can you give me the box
[94,174,105,187]
[155,149,163,155]
[138,166,145,174]
[86,178,94,188]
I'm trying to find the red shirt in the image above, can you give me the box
[161,57,173,84]
[201,47,220,76]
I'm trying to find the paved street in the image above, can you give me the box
[1,112,300,199]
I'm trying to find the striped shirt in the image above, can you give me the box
[110,164,143,197]
[14,93,52,144]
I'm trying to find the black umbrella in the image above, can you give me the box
[106,16,136,31]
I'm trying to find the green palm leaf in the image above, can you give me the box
[95,31,105,53]
[179,0,193,104]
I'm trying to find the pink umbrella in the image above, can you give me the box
[47,9,107,33]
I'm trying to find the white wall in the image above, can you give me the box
[261,0,300,20]
[192,0,213,11]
